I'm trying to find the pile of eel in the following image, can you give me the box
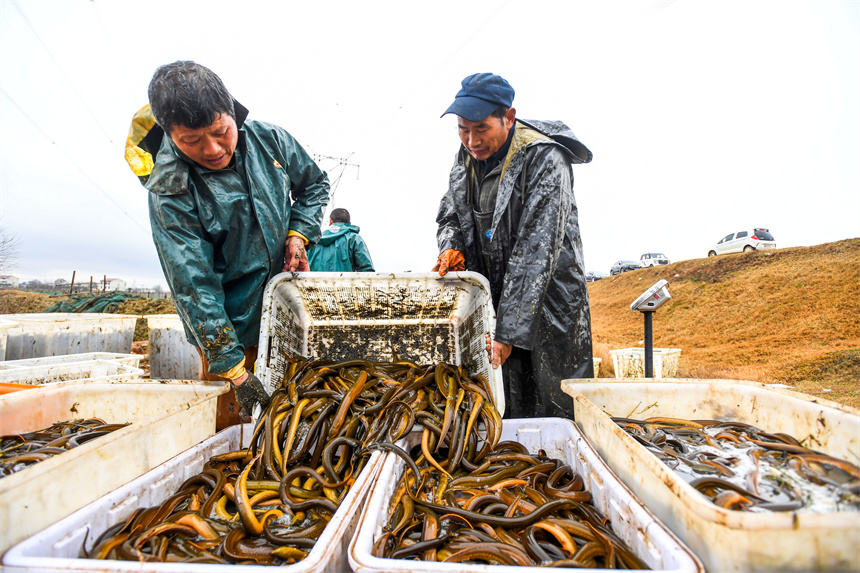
[0,418,129,478]
[372,439,648,568]
[614,416,860,512]
[82,358,497,565]
[82,356,646,568]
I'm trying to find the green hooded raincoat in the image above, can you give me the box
[145,116,329,374]
[307,223,374,272]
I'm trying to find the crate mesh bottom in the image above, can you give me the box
[309,324,453,364]
[296,283,460,321]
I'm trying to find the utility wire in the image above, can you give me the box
[10,0,120,152]
[312,152,359,206]
[642,0,676,18]
[396,0,510,111]
[1,87,148,234]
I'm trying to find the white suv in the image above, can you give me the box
[708,228,776,256]
[639,253,670,267]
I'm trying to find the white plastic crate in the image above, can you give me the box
[146,314,200,379]
[1,313,139,360]
[609,347,681,378]
[348,418,704,573]
[256,272,505,415]
[4,423,385,573]
[0,351,143,370]
[0,359,143,387]
[561,379,860,572]
[0,380,227,553]
[0,318,19,361]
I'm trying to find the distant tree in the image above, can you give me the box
[0,226,20,270]
[54,278,67,285]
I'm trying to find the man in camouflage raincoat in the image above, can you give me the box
[125,61,329,425]
[434,73,594,419]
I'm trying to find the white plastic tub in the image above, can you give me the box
[0,352,143,370]
[0,318,19,361]
[3,423,385,573]
[561,378,860,572]
[0,380,227,553]
[1,313,139,360]
[609,347,681,378]
[146,314,200,380]
[348,417,704,573]
[256,272,505,415]
[0,359,143,387]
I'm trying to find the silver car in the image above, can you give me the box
[708,228,776,256]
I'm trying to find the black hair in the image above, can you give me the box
[330,208,351,224]
[148,61,235,134]
[489,105,510,120]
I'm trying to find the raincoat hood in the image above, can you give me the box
[318,223,361,246]
[125,100,250,195]
[516,119,592,164]
[307,223,374,272]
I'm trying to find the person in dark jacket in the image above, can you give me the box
[308,208,375,272]
[124,61,329,425]
[433,73,594,419]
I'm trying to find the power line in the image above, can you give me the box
[396,0,510,112]
[312,152,359,209]
[0,87,148,234]
[10,0,120,152]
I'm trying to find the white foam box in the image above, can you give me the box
[0,352,143,371]
[3,423,385,573]
[146,314,201,380]
[0,359,143,388]
[348,417,704,573]
[0,318,19,361]
[0,380,228,554]
[561,378,860,572]
[256,272,505,415]
[2,313,139,360]
[609,348,681,378]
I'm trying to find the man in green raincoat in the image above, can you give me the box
[308,208,375,272]
[125,61,329,426]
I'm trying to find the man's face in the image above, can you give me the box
[169,113,238,170]
[457,108,515,161]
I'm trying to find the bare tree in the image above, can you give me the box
[0,226,20,271]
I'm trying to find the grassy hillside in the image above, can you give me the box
[588,238,860,407]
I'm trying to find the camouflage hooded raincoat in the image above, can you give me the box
[436,119,593,418]
[144,111,329,375]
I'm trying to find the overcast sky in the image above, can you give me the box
[1,0,857,289]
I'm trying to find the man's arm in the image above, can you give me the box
[494,145,573,350]
[351,235,375,272]
[150,192,245,375]
[278,130,330,247]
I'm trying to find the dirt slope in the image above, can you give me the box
[588,238,860,407]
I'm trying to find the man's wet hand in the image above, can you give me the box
[283,236,309,272]
[485,333,512,369]
[432,249,465,276]
[231,371,271,416]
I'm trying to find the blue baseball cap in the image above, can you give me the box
[442,73,515,121]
